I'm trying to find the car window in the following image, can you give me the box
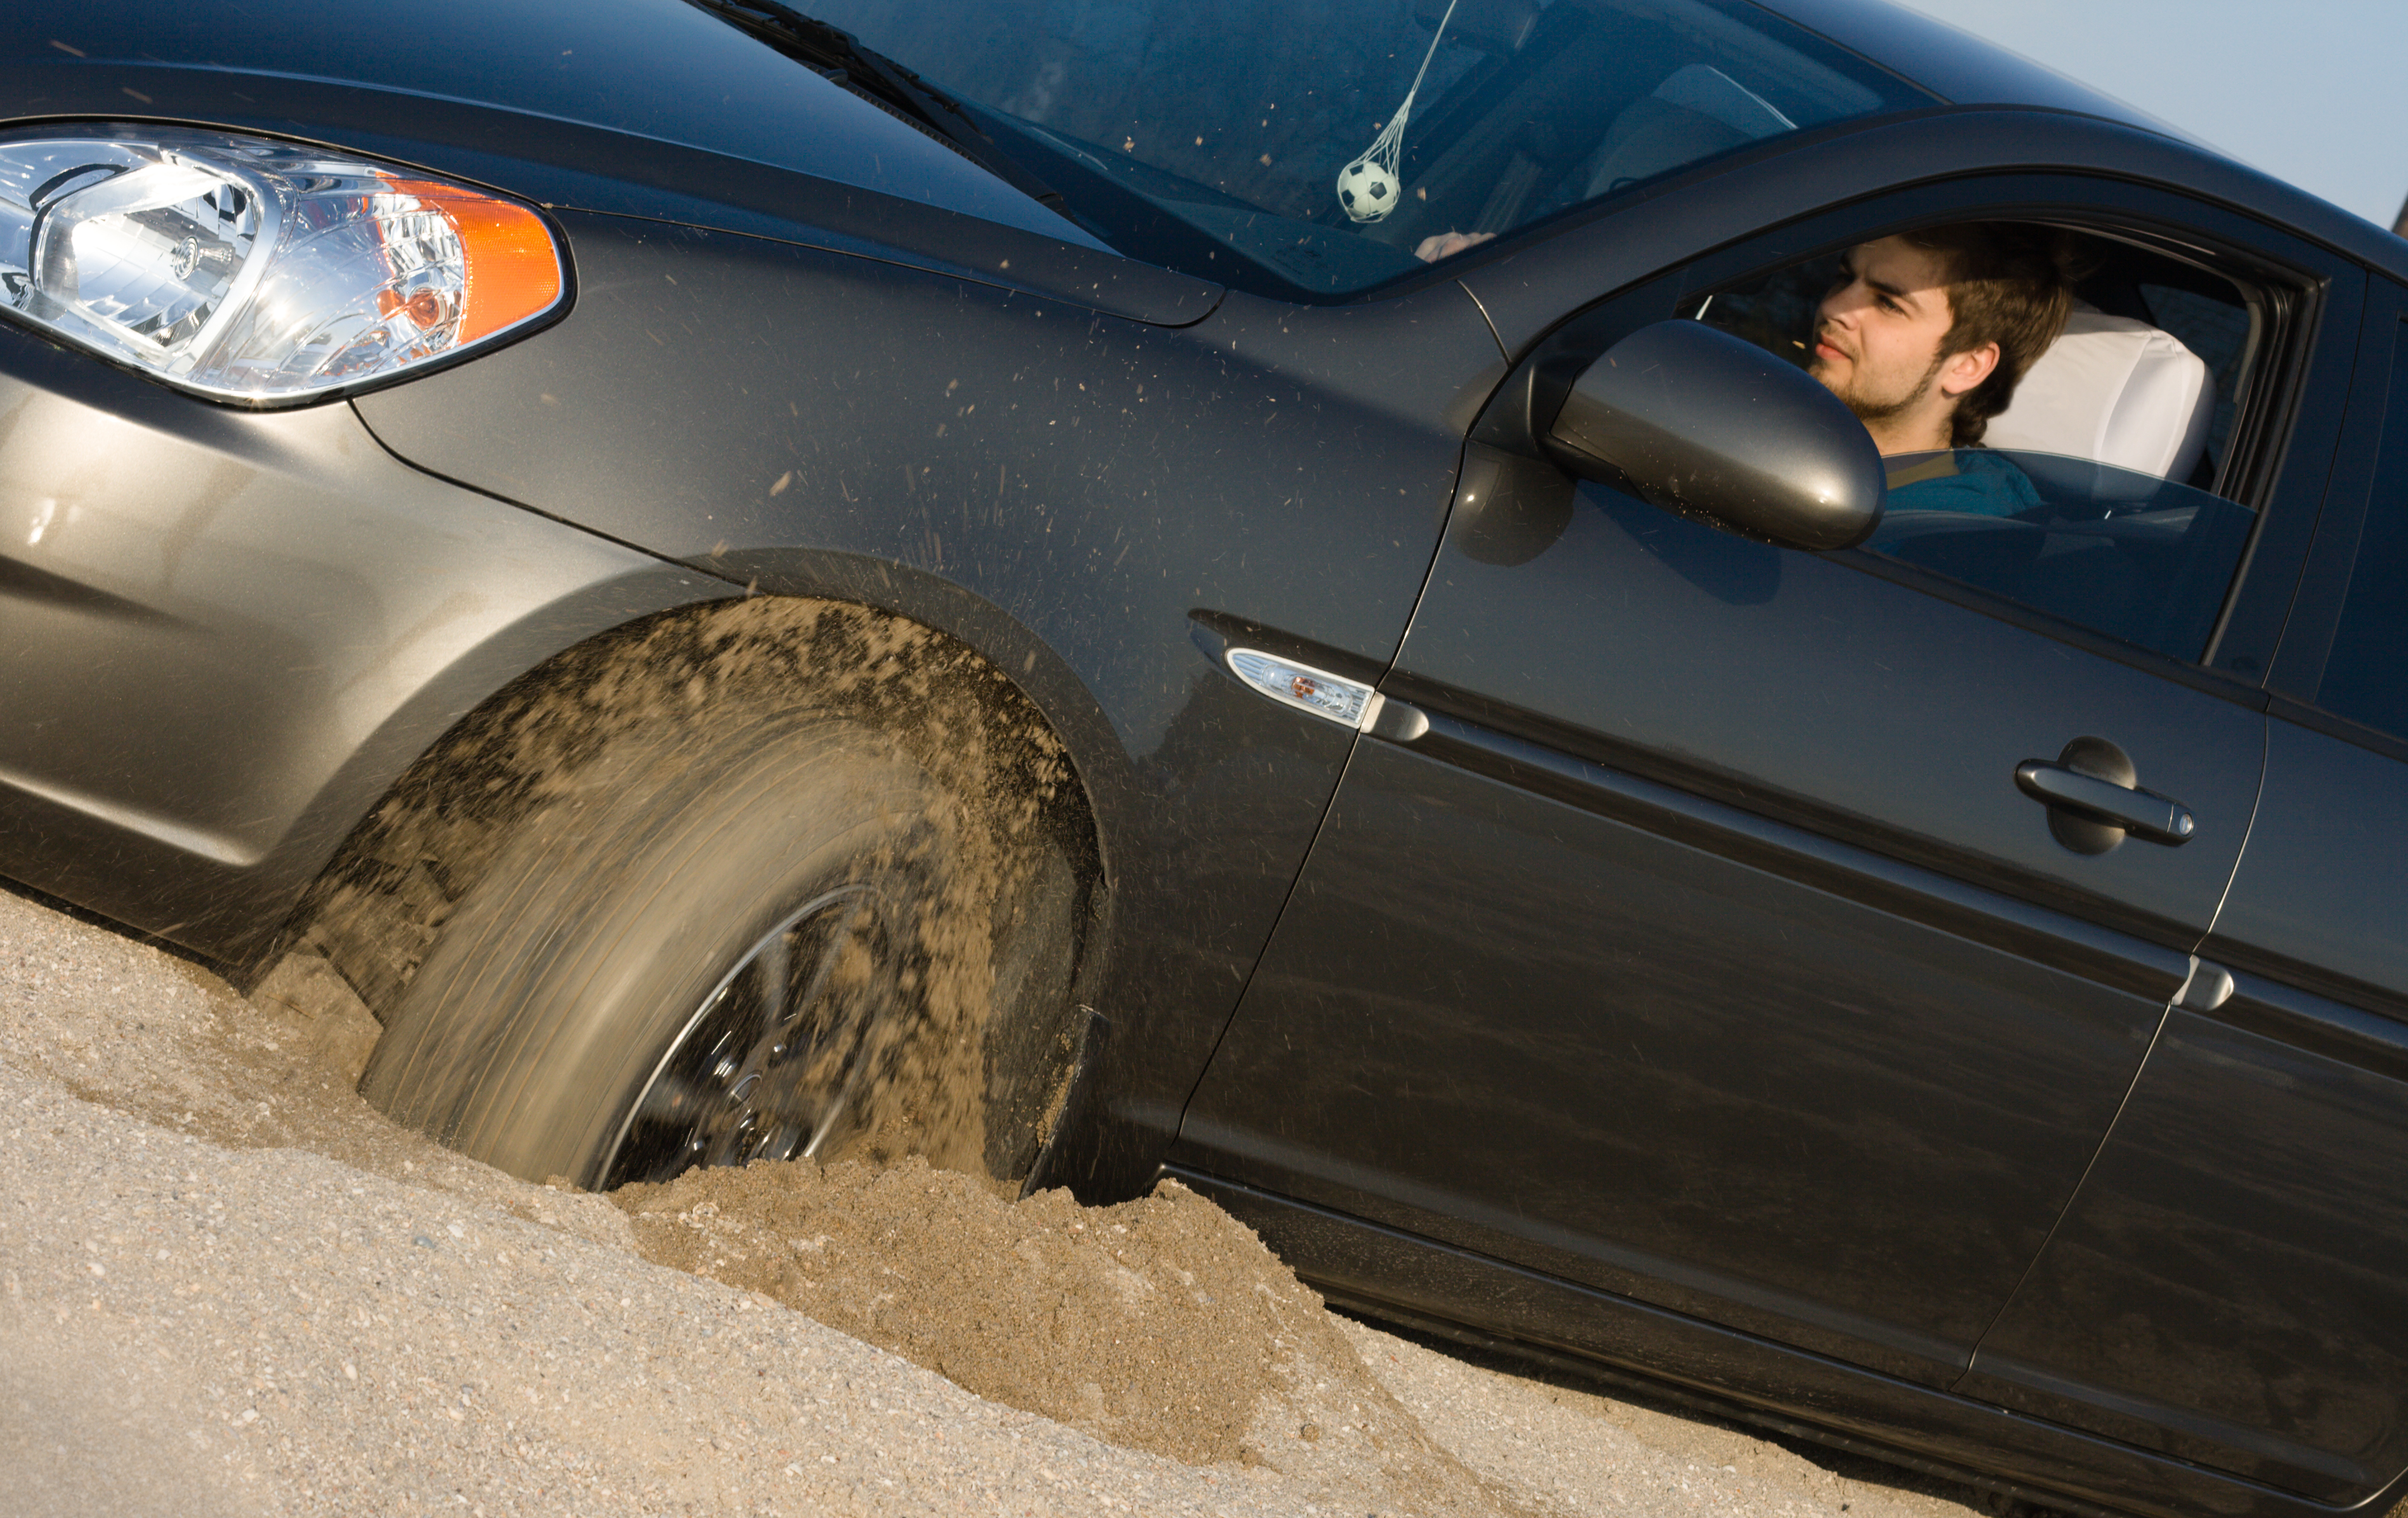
[1694,233,2268,663]
[2138,280,2256,488]
[2307,324,2408,740]
[796,0,1930,299]
[1862,450,2255,661]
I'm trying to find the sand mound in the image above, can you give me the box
[617,1156,1514,1510]
[8,895,1509,1510]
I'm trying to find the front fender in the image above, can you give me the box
[0,320,733,958]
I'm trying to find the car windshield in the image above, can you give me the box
[792,0,1930,299]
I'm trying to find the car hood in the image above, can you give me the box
[4,0,1106,246]
[0,0,1231,327]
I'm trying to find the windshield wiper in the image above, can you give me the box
[678,0,1074,219]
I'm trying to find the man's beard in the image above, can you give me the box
[1809,335,1948,430]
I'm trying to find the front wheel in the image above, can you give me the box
[357,707,1081,1190]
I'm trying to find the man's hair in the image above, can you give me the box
[1898,222,2077,447]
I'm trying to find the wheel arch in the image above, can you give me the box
[282,572,1126,1035]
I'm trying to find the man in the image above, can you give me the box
[1420,220,2073,514]
[1805,223,2074,515]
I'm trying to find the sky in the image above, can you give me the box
[1889,0,2408,231]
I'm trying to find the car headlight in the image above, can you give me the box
[0,126,564,404]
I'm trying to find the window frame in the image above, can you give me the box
[2265,281,2408,761]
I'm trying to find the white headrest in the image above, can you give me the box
[1985,306,2213,483]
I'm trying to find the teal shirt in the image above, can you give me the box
[1880,448,2042,519]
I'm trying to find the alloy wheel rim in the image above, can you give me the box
[601,884,901,1188]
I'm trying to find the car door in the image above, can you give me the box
[1956,280,2408,1507]
[1172,176,2359,1390]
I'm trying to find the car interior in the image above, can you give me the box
[1693,229,2268,663]
[1370,0,1896,247]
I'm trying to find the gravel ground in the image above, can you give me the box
[0,882,2030,1518]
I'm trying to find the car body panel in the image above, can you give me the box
[348,214,1495,677]
[0,317,732,954]
[1953,283,2408,1503]
[1961,1003,2408,1501]
[2215,716,2408,1011]
[1176,730,2180,1382]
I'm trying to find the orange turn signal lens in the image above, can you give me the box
[384,180,564,344]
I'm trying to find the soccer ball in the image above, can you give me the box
[1336,157,1400,223]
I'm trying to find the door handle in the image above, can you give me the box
[2015,759,2196,847]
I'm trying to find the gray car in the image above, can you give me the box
[7,3,2408,1515]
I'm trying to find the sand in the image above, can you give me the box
[0,879,2027,1518]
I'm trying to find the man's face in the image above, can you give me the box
[1808,236,1956,424]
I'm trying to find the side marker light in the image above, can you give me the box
[1227,648,1377,729]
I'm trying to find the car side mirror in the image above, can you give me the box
[1542,319,1886,552]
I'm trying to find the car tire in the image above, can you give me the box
[356,703,1083,1191]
